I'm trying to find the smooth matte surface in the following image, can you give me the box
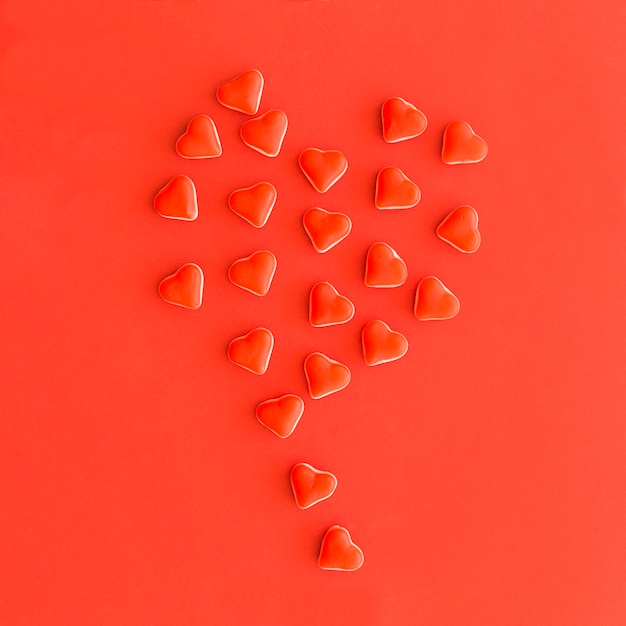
[1,1,626,625]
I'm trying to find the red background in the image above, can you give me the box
[1,1,625,624]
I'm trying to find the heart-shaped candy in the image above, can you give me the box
[414,276,460,320]
[304,353,351,400]
[153,175,198,221]
[318,526,364,572]
[228,182,277,228]
[256,394,304,438]
[381,97,427,143]
[362,320,408,366]
[290,463,338,509]
[375,166,421,210]
[240,109,288,157]
[436,205,481,253]
[298,148,348,193]
[227,327,274,375]
[302,207,352,253]
[309,282,355,327]
[441,120,488,164]
[216,69,264,115]
[175,115,222,159]
[228,250,277,296]
[158,263,204,309]
[364,242,408,288]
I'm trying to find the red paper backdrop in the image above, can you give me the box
[1,1,626,625]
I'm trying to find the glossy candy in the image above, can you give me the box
[228,182,277,228]
[298,148,348,193]
[304,353,351,399]
[290,463,338,509]
[318,526,364,571]
[153,175,198,221]
[227,328,274,374]
[240,109,288,157]
[256,394,304,438]
[175,115,222,159]
[375,166,421,209]
[228,250,277,296]
[216,69,264,115]
[302,207,352,253]
[436,205,481,253]
[381,97,427,143]
[362,320,408,366]
[441,120,488,164]
[364,242,408,288]
[309,282,355,327]
[414,276,460,320]
[158,263,204,310]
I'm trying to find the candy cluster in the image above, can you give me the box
[154,70,487,571]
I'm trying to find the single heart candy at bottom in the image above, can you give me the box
[318,526,364,571]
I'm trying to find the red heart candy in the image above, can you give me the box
[256,393,304,439]
[436,205,481,253]
[381,97,427,143]
[298,148,348,193]
[228,182,277,228]
[362,320,408,366]
[318,526,364,571]
[228,250,277,296]
[375,166,421,210]
[240,109,288,157]
[290,463,338,509]
[256,394,304,438]
[175,115,222,159]
[414,276,460,320]
[158,263,204,309]
[216,69,264,115]
[309,282,355,327]
[227,327,274,375]
[441,120,488,164]
[302,207,352,253]
[153,175,198,221]
[304,353,351,400]
[364,242,408,288]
